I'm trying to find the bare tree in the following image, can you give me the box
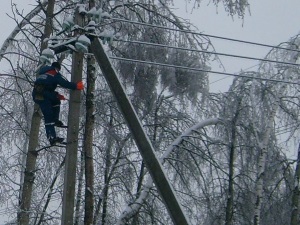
[82,0,97,223]
[18,1,55,224]
[3,1,291,225]
[83,53,96,225]
[291,143,300,225]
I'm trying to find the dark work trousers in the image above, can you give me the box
[34,97,61,139]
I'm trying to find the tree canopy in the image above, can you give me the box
[1,1,300,225]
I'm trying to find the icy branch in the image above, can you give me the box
[161,118,221,163]
[0,1,48,62]
[116,117,221,224]
[116,177,154,225]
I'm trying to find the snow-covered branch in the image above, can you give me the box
[116,117,221,224]
[0,1,48,62]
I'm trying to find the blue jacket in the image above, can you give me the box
[33,65,77,101]
[35,65,77,91]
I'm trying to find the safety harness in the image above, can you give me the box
[34,70,58,101]
[34,84,45,100]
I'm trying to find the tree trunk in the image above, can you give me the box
[225,112,238,225]
[83,0,96,222]
[84,53,96,225]
[290,143,300,225]
[93,136,112,225]
[74,152,85,225]
[93,133,127,225]
[102,116,114,225]
[131,162,145,225]
[35,159,65,225]
[253,86,284,225]
[18,1,55,224]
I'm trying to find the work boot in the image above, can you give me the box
[49,137,64,146]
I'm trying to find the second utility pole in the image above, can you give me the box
[61,8,84,225]
[90,37,191,225]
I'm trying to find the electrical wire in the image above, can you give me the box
[209,64,261,85]
[109,18,300,86]
[112,18,300,53]
[115,39,267,85]
[109,56,299,85]
[118,39,300,67]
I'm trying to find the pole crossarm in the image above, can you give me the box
[90,37,191,225]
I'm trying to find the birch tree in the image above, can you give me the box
[291,143,300,225]
[0,0,257,224]
[15,1,55,224]
[251,37,300,225]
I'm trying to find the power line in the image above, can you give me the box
[118,39,300,67]
[112,18,300,53]
[110,56,299,85]
[209,64,261,85]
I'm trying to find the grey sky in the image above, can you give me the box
[2,0,300,92]
[175,0,300,91]
[0,0,300,223]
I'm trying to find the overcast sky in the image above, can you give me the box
[174,0,300,91]
[0,0,299,223]
[1,0,300,92]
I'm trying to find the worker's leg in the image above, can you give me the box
[38,99,56,139]
[52,98,62,125]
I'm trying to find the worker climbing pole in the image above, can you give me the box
[45,3,191,225]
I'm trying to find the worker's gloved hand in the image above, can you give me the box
[57,94,66,100]
[76,81,84,90]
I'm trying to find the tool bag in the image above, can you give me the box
[34,84,45,100]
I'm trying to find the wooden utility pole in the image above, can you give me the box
[61,10,84,225]
[90,37,191,225]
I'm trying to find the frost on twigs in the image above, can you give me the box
[209,0,250,18]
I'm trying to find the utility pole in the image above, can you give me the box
[90,37,191,225]
[50,6,191,224]
[61,9,84,225]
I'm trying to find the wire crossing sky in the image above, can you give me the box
[110,56,299,85]
[108,18,300,86]
[108,17,300,89]
[0,0,299,223]
[118,39,300,67]
[112,18,300,54]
